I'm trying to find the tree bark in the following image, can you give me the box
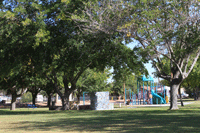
[196,88,199,100]
[59,89,71,110]
[77,96,80,104]
[47,94,52,107]
[178,86,184,106]
[61,96,70,110]
[170,83,180,110]
[10,94,17,110]
[32,93,37,105]
[193,88,197,100]
[76,89,81,104]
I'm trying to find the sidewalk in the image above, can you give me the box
[124,101,194,108]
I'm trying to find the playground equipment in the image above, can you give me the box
[83,92,88,105]
[83,75,167,106]
[124,88,137,105]
[137,75,166,105]
[151,89,165,104]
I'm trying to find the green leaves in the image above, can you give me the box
[77,68,111,93]
[4,10,15,20]
[22,18,31,26]
[34,29,50,48]
[61,0,71,4]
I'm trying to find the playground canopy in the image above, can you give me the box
[141,75,154,82]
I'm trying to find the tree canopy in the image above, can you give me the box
[0,0,146,110]
[2,0,198,111]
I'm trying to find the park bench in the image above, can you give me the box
[27,104,37,109]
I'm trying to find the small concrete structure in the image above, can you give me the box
[90,91,113,110]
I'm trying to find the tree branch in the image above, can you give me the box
[186,48,200,79]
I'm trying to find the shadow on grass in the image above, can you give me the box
[178,99,195,102]
[0,108,100,116]
[8,108,200,133]
[0,108,64,115]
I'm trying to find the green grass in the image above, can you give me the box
[0,100,200,133]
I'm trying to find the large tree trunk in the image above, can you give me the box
[47,94,52,107]
[170,83,180,110]
[77,94,81,104]
[77,96,80,104]
[32,93,37,105]
[76,89,81,104]
[196,88,199,100]
[10,94,17,110]
[178,86,184,106]
[193,88,197,100]
[61,96,70,110]
[59,90,71,110]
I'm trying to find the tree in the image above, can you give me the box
[0,1,47,76]
[0,1,49,110]
[182,59,200,100]
[44,36,130,110]
[111,45,147,102]
[0,69,28,110]
[112,73,137,96]
[0,0,117,110]
[25,70,45,105]
[76,68,111,103]
[68,0,131,36]
[40,0,145,110]
[73,0,200,110]
[124,0,200,110]
[0,0,147,111]
[27,85,41,106]
[41,81,56,107]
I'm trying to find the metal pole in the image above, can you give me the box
[147,82,148,104]
[143,81,145,105]
[164,85,165,103]
[156,85,158,104]
[131,91,134,105]
[129,89,131,103]
[83,92,85,105]
[150,81,153,104]
[137,80,139,105]
[135,93,136,105]
[125,88,126,105]
[151,81,153,105]
[124,83,125,104]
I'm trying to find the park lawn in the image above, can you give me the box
[0,100,200,133]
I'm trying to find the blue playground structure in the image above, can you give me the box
[121,75,166,105]
[83,92,88,105]
[124,88,137,105]
[151,90,165,104]
[136,75,166,105]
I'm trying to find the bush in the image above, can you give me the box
[21,92,32,103]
